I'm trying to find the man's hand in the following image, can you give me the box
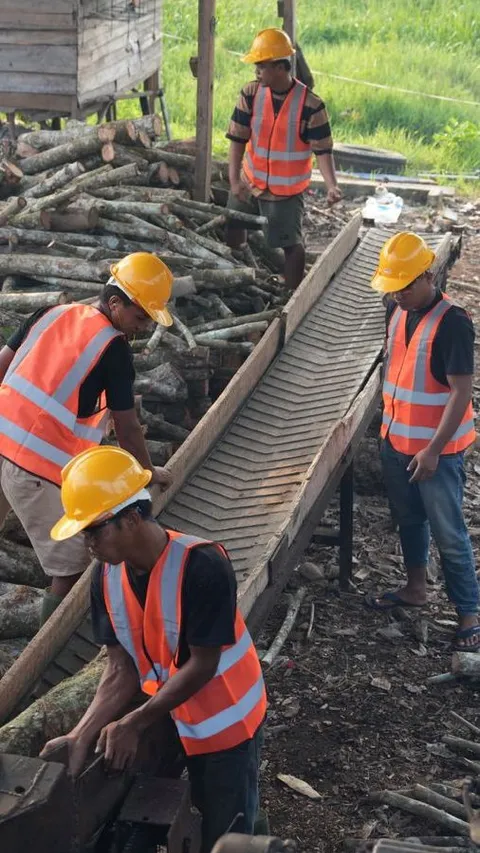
[96,716,140,773]
[326,185,343,205]
[40,734,91,779]
[230,179,250,203]
[150,466,173,490]
[408,448,439,483]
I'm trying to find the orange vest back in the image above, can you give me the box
[103,531,267,756]
[243,79,312,196]
[381,295,475,455]
[0,304,122,485]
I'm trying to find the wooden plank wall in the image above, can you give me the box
[0,0,77,113]
[77,0,163,107]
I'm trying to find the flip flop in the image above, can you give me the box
[364,591,425,611]
[453,625,480,652]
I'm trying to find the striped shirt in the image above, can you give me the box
[227,79,333,199]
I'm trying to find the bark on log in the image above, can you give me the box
[23,162,85,199]
[0,291,72,311]
[190,310,276,334]
[32,275,102,293]
[0,639,29,679]
[450,711,480,737]
[140,406,190,442]
[129,115,163,139]
[0,160,23,186]
[442,735,480,759]
[1,276,16,293]
[180,198,267,228]
[17,124,99,152]
[91,185,188,203]
[12,167,111,223]
[134,363,188,403]
[248,231,285,272]
[451,652,480,676]
[196,214,226,235]
[195,339,254,353]
[0,197,27,226]
[44,208,100,231]
[209,294,234,317]
[172,275,196,299]
[412,785,468,820]
[0,254,109,282]
[101,142,147,168]
[19,135,104,175]
[172,311,196,350]
[0,652,106,756]
[0,539,46,588]
[371,791,470,835]
[195,321,268,342]
[192,268,256,289]
[15,140,40,158]
[0,581,42,639]
[146,439,173,466]
[142,324,168,355]
[46,241,106,260]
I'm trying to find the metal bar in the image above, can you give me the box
[339,461,354,590]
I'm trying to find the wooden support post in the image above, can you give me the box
[339,461,354,590]
[278,0,296,75]
[142,71,159,115]
[194,0,216,202]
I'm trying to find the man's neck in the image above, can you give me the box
[270,75,294,94]
[127,524,169,575]
[411,286,438,312]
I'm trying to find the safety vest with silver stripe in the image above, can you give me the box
[0,304,122,485]
[103,531,267,756]
[381,295,475,455]
[243,79,312,196]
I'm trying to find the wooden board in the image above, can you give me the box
[281,211,361,342]
[0,92,74,113]
[0,11,75,30]
[0,29,76,46]
[0,72,76,95]
[0,45,76,75]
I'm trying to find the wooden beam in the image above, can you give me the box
[193,0,216,202]
[279,0,296,75]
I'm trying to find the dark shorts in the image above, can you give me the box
[227,191,304,249]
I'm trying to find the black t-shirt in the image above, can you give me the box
[385,291,474,387]
[91,541,237,668]
[7,306,135,415]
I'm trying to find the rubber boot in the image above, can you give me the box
[40,588,64,627]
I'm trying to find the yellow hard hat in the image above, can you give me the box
[242,28,296,64]
[51,446,152,541]
[371,232,436,293]
[110,252,173,326]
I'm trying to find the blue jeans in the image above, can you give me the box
[186,726,263,853]
[380,439,479,616]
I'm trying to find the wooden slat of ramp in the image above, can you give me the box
[160,228,405,586]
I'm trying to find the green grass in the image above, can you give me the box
[143,0,480,180]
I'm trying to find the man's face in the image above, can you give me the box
[108,296,153,338]
[390,273,433,311]
[255,61,278,88]
[84,513,134,564]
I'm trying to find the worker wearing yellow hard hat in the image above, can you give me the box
[0,252,173,625]
[225,27,342,292]
[44,446,267,853]
[368,232,479,650]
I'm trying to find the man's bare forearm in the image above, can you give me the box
[229,140,246,187]
[315,153,338,190]
[71,657,140,744]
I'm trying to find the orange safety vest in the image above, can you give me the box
[103,531,267,756]
[243,79,312,197]
[381,295,475,455]
[0,304,122,485]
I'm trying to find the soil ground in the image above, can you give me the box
[258,197,480,853]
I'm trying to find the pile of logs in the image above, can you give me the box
[0,115,294,444]
[0,116,304,659]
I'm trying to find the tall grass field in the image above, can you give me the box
[152,0,480,178]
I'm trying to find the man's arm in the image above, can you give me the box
[111,408,173,489]
[315,153,342,204]
[39,645,140,777]
[229,140,248,200]
[408,374,473,482]
[0,346,14,383]
[97,645,221,771]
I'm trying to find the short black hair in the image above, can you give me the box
[272,59,291,72]
[100,282,133,307]
[114,499,154,528]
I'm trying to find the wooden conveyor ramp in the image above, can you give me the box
[0,217,453,722]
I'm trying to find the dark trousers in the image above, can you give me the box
[185,726,263,853]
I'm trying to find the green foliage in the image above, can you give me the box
[433,119,480,172]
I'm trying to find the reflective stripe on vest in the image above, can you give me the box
[103,531,267,755]
[0,305,122,483]
[243,80,312,196]
[382,295,475,454]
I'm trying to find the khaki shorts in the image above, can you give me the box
[0,458,90,578]
[227,191,304,249]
